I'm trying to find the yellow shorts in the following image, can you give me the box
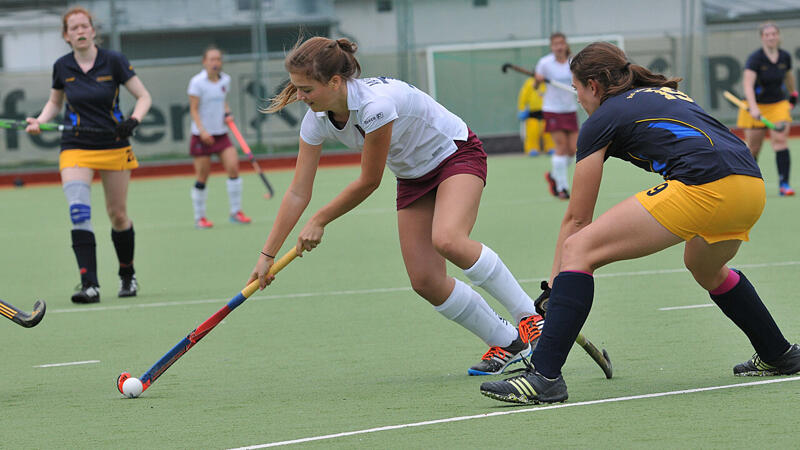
[59,147,138,171]
[736,100,792,129]
[634,175,765,243]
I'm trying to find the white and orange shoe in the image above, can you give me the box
[195,217,214,229]
[230,211,252,224]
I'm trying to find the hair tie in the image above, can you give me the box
[624,62,631,70]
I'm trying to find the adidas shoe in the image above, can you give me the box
[544,171,558,197]
[779,182,795,196]
[468,332,532,376]
[71,283,100,304]
[518,314,545,348]
[118,274,138,298]
[733,343,800,376]
[196,217,214,229]
[480,364,568,404]
[230,210,252,224]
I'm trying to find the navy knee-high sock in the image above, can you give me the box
[775,148,790,185]
[531,271,594,378]
[111,225,135,277]
[709,269,789,362]
[71,229,98,286]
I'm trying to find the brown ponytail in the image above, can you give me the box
[264,37,362,113]
[570,42,682,103]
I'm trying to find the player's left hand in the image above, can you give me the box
[298,220,324,252]
[116,118,139,138]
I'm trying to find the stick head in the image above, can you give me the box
[501,63,511,73]
[23,300,46,328]
[263,192,273,200]
[116,372,132,394]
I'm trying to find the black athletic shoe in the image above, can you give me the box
[480,357,568,404]
[71,283,100,304]
[733,343,800,376]
[118,275,138,298]
[544,172,558,197]
[468,332,531,376]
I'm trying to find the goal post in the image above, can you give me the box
[425,35,624,139]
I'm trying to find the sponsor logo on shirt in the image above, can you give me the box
[363,112,384,125]
[96,75,113,82]
[65,77,76,83]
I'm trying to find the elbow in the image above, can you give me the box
[360,176,382,194]
[564,214,592,230]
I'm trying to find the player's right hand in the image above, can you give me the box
[200,131,214,146]
[518,109,530,121]
[749,105,761,121]
[24,118,41,135]
[248,253,276,290]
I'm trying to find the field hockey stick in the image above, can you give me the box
[501,63,576,94]
[0,298,46,328]
[534,281,613,379]
[226,116,275,199]
[0,118,115,135]
[117,248,298,395]
[722,91,785,132]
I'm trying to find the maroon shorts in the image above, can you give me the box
[396,129,487,210]
[190,133,234,157]
[543,111,579,132]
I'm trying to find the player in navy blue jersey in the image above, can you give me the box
[481,42,799,405]
[737,22,797,196]
[25,7,152,303]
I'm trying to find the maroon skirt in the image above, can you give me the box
[543,111,579,132]
[190,133,234,156]
[396,129,487,210]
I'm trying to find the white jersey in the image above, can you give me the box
[300,77,468,179]
[535,53,577,113]
[187,70,230,136]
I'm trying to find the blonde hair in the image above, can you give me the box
[264,37,361,113]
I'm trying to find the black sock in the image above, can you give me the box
[71,229,98,286]
[709,270,789,362]
[111,225,135,277]
[195,181,206,190]
[531,271,594,379]
[775,148,790,185]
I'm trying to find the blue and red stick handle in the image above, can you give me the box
[117,248,298,394]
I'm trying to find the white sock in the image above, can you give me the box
[435,278,517,348]
[191,186,207,221]
[463,243,537,324]
[226,177,243,215]
[551,154,569,191]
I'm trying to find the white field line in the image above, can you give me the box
[34,360,100,368]
[46,261,800,315]
[229,376,800,449]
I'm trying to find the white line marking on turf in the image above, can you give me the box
[34,360,100,368]
[45,261,800,315]
[230,376,800,449]
[659,303,714,311]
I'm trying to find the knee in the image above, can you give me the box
[408,271,442,301]
[560,234,589,268]
[107,207,129,229]
[431,228,464,261]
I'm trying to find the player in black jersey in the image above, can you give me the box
[480,42,799,405]
[738,22,797,196]
[25,7,152,303]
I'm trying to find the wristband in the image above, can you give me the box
[260,251,275,259]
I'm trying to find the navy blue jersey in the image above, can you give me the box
[745,48,792,104]
[577,87,761,185]
[51,48,136,151]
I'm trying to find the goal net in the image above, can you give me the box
[425,35,624,139]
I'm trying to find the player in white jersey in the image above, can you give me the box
[247,37,544,376]
[188,46,251,229]
[535,32,579,200]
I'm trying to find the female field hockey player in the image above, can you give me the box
[188,45,252,229]
[481,42,799,404]
[25,7,151,303]
[535,32,579,199]
[739,22,797,196]
[247,37,544,375]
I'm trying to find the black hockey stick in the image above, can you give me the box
[0,298,46,328]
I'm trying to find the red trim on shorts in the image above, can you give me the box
[190,133,234,156]
[543,111,579,132]
[396,129,487,210]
